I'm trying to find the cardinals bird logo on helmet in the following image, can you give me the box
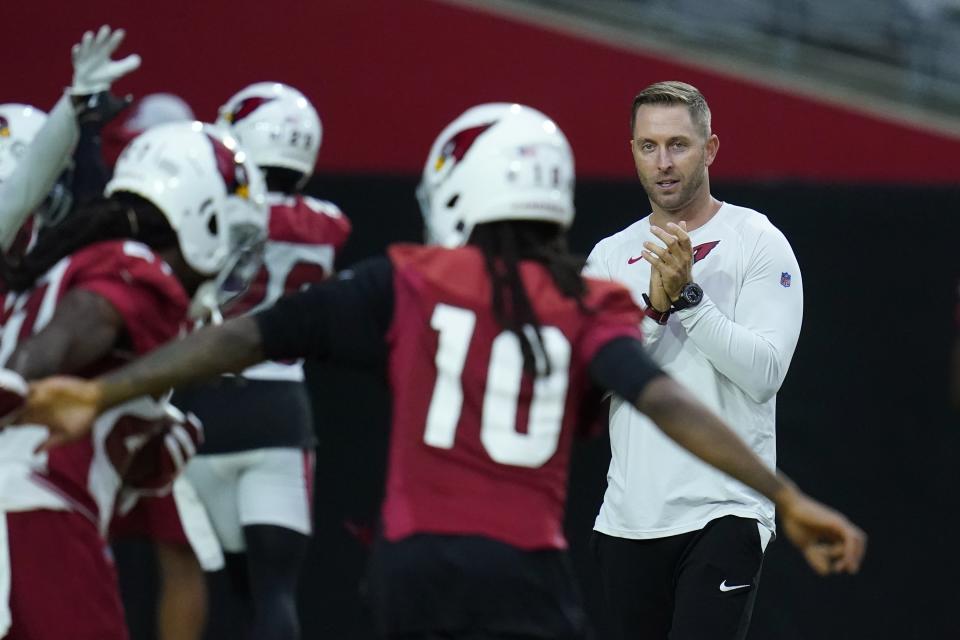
[222,96,276,125]
[216,83,321,178]
[206,133,251,200]
[417,103,575,248]
[433,123,494,174]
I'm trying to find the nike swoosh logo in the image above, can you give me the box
[627,256,643,264]
[719,580,751,592]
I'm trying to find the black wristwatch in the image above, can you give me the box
[671,282,704,311]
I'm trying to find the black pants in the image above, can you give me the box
[593,516,766,640]
[369,534,590,640]
[389,634,567,640]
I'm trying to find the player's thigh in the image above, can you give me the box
[6,510,128,640]
[371,534,588,640]
[235,447,314,536]
[185,453,245,553]
[670,516,765,640]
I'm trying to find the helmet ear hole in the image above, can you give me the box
[455,220,465,232]
[207,214,219,236]
[446,194,459,208]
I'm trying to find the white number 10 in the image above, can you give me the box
[423,303,571,468]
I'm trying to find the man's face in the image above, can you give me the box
[630,104,717,213]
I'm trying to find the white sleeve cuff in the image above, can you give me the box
[673,292,714,327]
[641,316,667,345]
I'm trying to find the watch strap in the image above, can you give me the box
[641,293,671,325]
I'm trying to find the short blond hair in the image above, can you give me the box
[630,81,712,139]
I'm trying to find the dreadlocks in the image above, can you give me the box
[470,220,591,377]
[1,192,179,292]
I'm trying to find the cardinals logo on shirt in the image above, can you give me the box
[0,116,9,138]
[434,123,494,173]
[628,240,721,266]
[692,240,720,264]
[206,134,251,200]
[222,96,275,125]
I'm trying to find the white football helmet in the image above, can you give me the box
[124,93,195,132]
[105,121,268,281]
[216,82,321,180]
[417,103,575,248]
[0,104,47,182]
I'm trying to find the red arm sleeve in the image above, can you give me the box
[578,279,644,366]
[69,241,189,355]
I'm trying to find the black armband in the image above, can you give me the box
[588,337,666,402]
[254,256,394,365]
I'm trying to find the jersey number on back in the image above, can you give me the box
[423,303,571,468]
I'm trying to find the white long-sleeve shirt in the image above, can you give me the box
[0,92,79,252]
[585,202,803,539]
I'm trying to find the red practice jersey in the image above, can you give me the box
[382,245,642,550]
[230,193,351,381]
[0,240,193,534]
[230,193,350,316]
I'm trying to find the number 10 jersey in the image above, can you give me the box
[382,244,642,551]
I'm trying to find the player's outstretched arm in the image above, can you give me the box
[636,375,866,575]
[22,316,265,449]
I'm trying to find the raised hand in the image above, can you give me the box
[647,264,671,313]
[643,221,693,303]
[71,25,141,96]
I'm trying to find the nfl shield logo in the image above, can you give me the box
[780,272,791,288]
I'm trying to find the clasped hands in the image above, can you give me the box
[642,221,693,313]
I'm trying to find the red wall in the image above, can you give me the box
[6,0,959,181]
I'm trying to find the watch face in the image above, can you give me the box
[682,283,704,305]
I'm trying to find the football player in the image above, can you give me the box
[0,117,267,640]
[20,103,866,640]
[0,30,216,640]
[98,94,207,640]
[168,82,349,640]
